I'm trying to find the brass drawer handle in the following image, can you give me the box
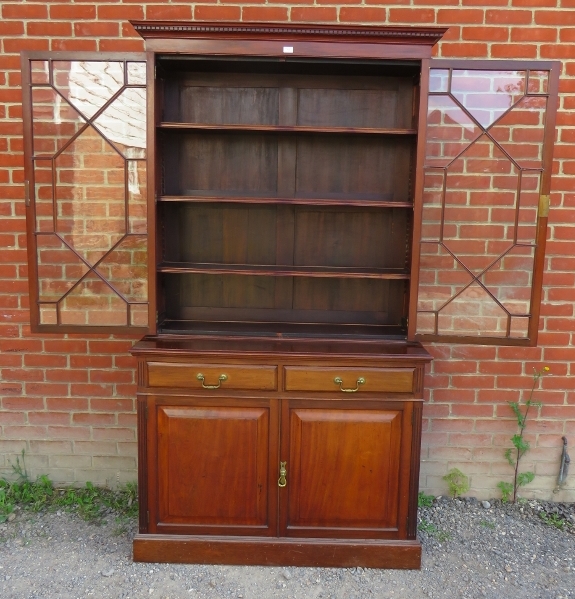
[196,373,227,389]
[334,376,365,393]
[278,461,287,488]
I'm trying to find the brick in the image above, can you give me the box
[92,456,136,470]
[146,5,193,20]
[98,5,144,20]
[3,425,48,438]
[74,441,118,456]
[461,26,509,41]
[29,440,72,455]
[291,7,338,21]
[72,412,116,426]
[74,22,119,37]
[47,426,91,440]
[437,8,484,24]
[388,8,435,22]
[28,412,71,426]
[27,21,72,37]
[241,6,288,21]
[194,5,241,21]
[486,9,533,24]
[511,26,557,42]
[90,398,134,412]
[49,5,96,19]
[3,3,48,19]
[440,42,489,57]
[49,455,92,469]
[535,9,575,25]
[51,39,98,52]
[92,427,135,441]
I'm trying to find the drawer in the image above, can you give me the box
[284,367,415,394]
[147,362,277,391]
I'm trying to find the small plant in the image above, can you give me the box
[443,468,470,499]
[539,512,567,530]
[499,366,549,503]
[418,491,435,507]
[479,519,496,529]
[418,518,451,542]
[497,481,514,503]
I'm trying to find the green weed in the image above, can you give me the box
[418,492,435,507]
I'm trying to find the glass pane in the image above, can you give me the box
[34,159,54,233]
[128,160,147,234]
[489,96,547,169]
[54,126,126,265]
[59,273,127,326]
[52,61,124,120]
[36,234,89,302]
[436,283,509,338]
[450,70,526,129]
[425,95,482,167]
[92,88,146,158]
[429,69,449,93]
[130,304,148,327]
[127,62,146,85]
[31,61,50,85]
[95,235,148,302]
[39,304,58,325]
[528,71,549,94]
[32,87,87,157]
[481,246,534,316]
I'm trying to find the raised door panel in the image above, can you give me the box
[281,402,408,539]
[155,401,276,536]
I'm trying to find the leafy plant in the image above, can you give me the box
[442,468,470,499]
[479,519,496,529]
[539,512,568,530]
[418,491,435,507]
[499,366,549,503]
[0,452,138,526]
[418,518,451,542]
[497,481,513,503]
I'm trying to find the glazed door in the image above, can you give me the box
[148,396,279,537]
[279,400,414,539]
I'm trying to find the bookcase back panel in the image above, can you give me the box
[163,204,277,265]
[295,136,413,201]
[163,274,406,326]
[293,208,409,269]
[162,133,278,196]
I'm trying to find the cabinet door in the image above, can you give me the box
[21,53,152,333]
[410,60,560,346]
[279,400,414,539]
[148,396,278,536]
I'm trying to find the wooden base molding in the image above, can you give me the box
[133,535,422,569]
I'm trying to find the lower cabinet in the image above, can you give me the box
[132,340,431,569]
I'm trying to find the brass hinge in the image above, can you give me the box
[539,194,550,218]
[25,180,30,207]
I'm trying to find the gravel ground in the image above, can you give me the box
[0,498,574,599]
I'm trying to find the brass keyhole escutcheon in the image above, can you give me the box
[334,376,365,393]
[278,461,287,487]
[196,373,228,390]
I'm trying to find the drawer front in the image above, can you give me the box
[147,362,277,391]
[284,367,415,394]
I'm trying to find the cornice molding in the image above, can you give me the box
[130,21,447,45]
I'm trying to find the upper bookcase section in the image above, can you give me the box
[130,21,448,60]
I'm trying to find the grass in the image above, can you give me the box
[418,518,451,542]
[418,491,435,507]
[0,452,138,527]
[539,511,571,531]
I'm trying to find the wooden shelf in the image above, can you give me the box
[158,262,410,279]
[158,195,413,208]
[159,122,418,136]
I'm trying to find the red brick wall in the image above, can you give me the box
[1,1,573,500]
